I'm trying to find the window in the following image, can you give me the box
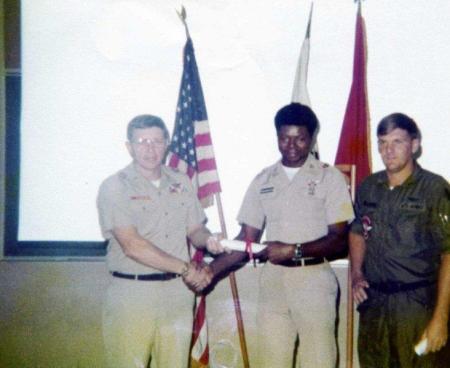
[3,2,106,257]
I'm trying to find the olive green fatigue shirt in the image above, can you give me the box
[97,164,206,274]
[351,165,450,285]
[237,155,355,243]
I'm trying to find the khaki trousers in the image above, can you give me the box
[103,276,194,368]
[255,262,338,368]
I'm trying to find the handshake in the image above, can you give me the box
[180,236,270,293]
[181,261,215,294]
[181,233,228,293]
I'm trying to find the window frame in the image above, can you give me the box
[3,2,106,258]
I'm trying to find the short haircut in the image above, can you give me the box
[274,103,319,137]
[377,113,421,140]
[127,114,170,141]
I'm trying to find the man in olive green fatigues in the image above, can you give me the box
[350,113,450,368]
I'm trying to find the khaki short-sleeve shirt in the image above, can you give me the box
[97,164,206,274]
[237,155,354,243]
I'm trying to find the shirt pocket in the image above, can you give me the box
[129,198,161,230]
[259,190,282,238]
[166,191,189,225]
[259,190,281,223]
[289,183,326,222]
[394,199,427,249]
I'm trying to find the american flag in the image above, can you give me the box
[167,38,221,207]
[168,36,220,368]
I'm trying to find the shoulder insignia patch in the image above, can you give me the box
[255,168,269,179]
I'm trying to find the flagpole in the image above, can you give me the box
[176,7,250,367]
[291,2,319,159]
[215,193,250,368]
[346,2,365,368]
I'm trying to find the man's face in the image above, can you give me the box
[377,128,419,174]
[126,127,168,173]
[278,125,312,168]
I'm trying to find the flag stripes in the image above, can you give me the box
[168,35,221,368]
[167,39,221,203]
[190,294,209,365]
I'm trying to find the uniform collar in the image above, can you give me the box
[402,164,423,187]
[122,163,172,190]
[299,154,325,177]
[273,154,325,183]
[377,163,423,188]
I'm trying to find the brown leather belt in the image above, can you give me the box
[111,271,180,281]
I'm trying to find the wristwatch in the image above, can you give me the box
[292,243,303,262]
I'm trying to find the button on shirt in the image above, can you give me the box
[351,166,450,285]
[97,164,206,274]
[237,155,355,244]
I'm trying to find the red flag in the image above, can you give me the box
[189,251,209,368]
[335,3,371,187]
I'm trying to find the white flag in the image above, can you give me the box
[291,3,319,158]
[291,3,313,106]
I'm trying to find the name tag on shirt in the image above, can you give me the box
[400,201,425,212]
[130,195,151,200]
[363,200,377,209]
[260,187,274,194]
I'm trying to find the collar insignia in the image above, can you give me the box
[307,180,319,195]
[169,183,183,193]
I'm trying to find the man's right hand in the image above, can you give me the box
[182,261,213,293]
[352,272,370,305]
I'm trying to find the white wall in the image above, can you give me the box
[0,262,357,368]
[1,2,449,367]
[18,0,450,242]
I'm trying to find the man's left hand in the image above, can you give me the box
[206,233,227,255]
[265,241,295,264]
[421,314,448,353]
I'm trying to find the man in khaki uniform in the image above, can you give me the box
[97,115,222,368]
[210,103,354,368]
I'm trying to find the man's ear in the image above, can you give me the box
[125,141,132,156]
[411,138,420,155]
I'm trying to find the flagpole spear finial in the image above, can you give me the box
[176,5,191,39]
[354,0,363,13]
[305,2,314,38]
